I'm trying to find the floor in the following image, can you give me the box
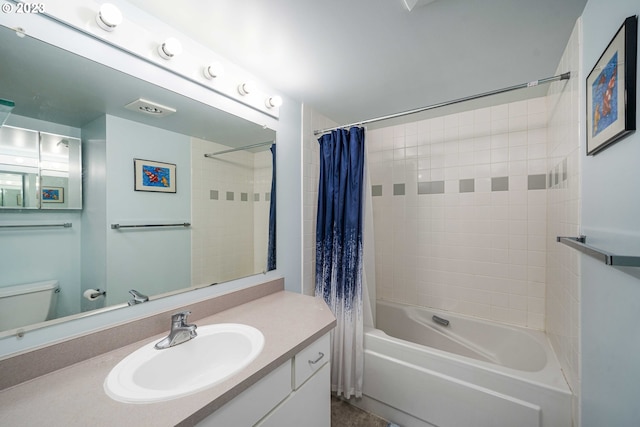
[331,396,390,427]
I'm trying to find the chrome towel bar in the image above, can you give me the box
[111,222,191,230]
[0,223,72,229]
[557,236,640,267]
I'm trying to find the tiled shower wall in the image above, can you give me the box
[546,19,581,422]
[368,97,549,329]
[191,137,272,285]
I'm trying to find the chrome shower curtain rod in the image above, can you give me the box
[204,140,274,157]
[313,72,571,136]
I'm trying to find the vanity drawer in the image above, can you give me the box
[294,333,330,389]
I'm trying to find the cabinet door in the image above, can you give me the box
[257,363,330,427]
[197,361,292,427]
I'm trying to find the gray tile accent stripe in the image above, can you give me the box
[371,177,553,196]
[459,179,475,193]
[491,176,509,191]
[418,181,444,194]
[528,174,546,190]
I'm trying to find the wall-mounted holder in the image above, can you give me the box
[111,223,191,230]
[557,235,640,267]
[0,223,72,229]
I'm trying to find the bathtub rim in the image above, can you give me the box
[371,300,571,395]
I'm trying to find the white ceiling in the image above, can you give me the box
[129,0,587,125]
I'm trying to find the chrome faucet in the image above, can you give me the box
[127,289,148,306]
[155,311,198,350]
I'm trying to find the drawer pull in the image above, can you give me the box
[308,352,325,365]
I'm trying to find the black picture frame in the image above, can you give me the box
[586,15,637,155]
[133,158,177,193]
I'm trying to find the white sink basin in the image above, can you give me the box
[104,323,264,403]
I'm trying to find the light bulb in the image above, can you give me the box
[238,81,256,96]
[96,3,123,32]
[204,62,224,79]
[158,37,182,60]
[265,96,283,109]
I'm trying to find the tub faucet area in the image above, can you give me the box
[155,311,198,350]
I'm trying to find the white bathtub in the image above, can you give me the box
[352,300,572,427]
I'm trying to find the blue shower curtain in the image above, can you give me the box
[267,144,276,271]
[315,126,365,398]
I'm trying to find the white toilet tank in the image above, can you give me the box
[0,280,59,331]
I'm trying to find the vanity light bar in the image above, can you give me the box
[90,3,283,115]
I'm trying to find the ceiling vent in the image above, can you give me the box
[124,98,176,117]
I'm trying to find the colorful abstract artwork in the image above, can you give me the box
[134,159,176,193]
[42,186,64,203]
[591,52,618,137]
[586,15,637,155]
[142,165,171,188]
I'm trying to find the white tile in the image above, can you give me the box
[474,107,491,123]
[527,97,547,115]
[491,162,508,176]
[509,176,527,193]
[528,143,546,160]
[491,104,509,120]
[444,127,459,142]
[508,309,528,326]
[509,294,528,310]
[491,119,509,135]
[509,100,528,117]
[459,110,475,126]
[527,313,545,330]
[491,133,509,148]
[528,112,547,129]
[474,135,491,150]
[508,131,528,147]
[431,129,444,144]
[474,150,491,165]
[509,160,527,176]
[509,115,528,132]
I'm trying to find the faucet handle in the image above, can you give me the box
[171,310,192,325]
[127,289,149,305]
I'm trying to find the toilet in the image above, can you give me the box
[0,280,59,331]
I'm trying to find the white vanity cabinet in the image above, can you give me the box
[197,333,331,427]
[256,333,330,427]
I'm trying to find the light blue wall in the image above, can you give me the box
[581,1,640,425]
[105,115,192,305]
[80,116,107,313]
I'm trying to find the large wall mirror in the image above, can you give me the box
[0,23,276,336]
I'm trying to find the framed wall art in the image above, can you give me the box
[134,159,176,193]
[586,15,637,155]
[42,186,64,203]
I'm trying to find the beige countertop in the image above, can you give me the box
[0,290,336,427]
